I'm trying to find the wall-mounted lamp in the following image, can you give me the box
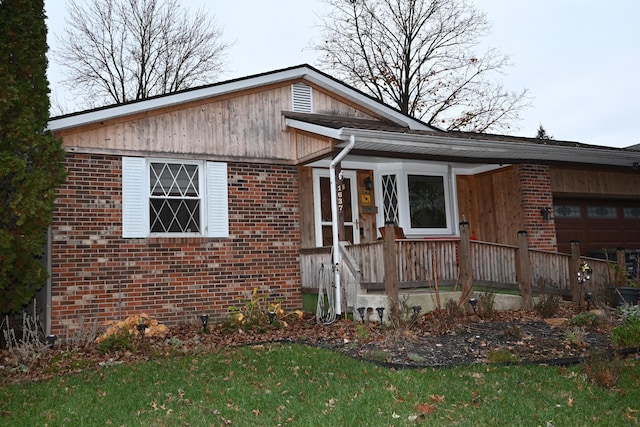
[363,176,373,190]
[540,207,552,221]
[633,162,640,171]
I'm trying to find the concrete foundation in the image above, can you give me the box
[355,291,533,322]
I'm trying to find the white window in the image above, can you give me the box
[407,174,447,229]
[122,157,228,238]
[377,168,454,236]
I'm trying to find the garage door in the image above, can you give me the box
[553,198,640,256]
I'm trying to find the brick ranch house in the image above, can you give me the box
[42,64,640,336]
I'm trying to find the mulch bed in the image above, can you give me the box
[0,304,628,385]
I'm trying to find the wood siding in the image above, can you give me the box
[298,166,316,248]
[56,80,378,164]
[550,166,640,197]
[456,166,523,246]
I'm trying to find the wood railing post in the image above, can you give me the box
[569,240,581,302]
[458,222,473,299]
[383,223,399,320]
[616,248,627,287]
[516,230,533,310]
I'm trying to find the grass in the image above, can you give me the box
[1,344,639,426]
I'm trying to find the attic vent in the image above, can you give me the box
[292,83,312,113]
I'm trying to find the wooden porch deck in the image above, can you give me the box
[300,230,614,304]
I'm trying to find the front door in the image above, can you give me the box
[313,169,360,247]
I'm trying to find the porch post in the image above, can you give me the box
[516,230,534,310]
[458,221,473,299]
[384,223,399,321]
[569,240,581,302]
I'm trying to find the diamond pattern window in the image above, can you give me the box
[149,162,201,233]
[381,174,399,224]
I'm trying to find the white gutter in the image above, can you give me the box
[329,134,356,318]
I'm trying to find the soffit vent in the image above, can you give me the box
[292,83,313,113]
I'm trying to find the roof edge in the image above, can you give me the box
[48,64,432,132]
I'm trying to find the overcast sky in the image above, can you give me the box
[44,0,640,149]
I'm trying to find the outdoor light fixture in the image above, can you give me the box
[136,323,148,339]
[200,314,209,332]
[469,298,478,313]
[540,207,552,221]
[357,307,366,322]
[585,292,594,310]
[633,162,640,171]
[268,311,276,324]
[364,176,373,190]
[376,307,385,323]
[46,334,57,348]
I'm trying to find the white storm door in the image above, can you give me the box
[313,169,360,247]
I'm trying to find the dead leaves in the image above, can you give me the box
[414,402,436,414]
[411,394,445,419]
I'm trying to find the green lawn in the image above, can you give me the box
[1,343,639,426]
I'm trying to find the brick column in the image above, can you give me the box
[517,164,557,251]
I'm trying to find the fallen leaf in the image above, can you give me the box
[429,394,445,403]
[567,396,574,407]
[414,402,436,414]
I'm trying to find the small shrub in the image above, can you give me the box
[570,312,602,328]
[583,351,621,389]
[1,304,48,362]
[565,327,587,347]
[502,325,523,341]
[487,347,519,363]
[354,324,370,341]
[535,294,560,318]
[611,318,640,347]
[478,292,495,319]
[445,298,462,319]
[617,304,640,323]
[227,288,303,331]
[95,329,134,354]
[427,299,462,336]
[389,295,422,331]
[610,304,640,348]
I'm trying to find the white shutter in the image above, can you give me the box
[291,83,312,113]
[206,162,229,238]
[122,157,147,238]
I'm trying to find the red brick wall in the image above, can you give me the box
[51,153,301,336]
[517,164,557,251]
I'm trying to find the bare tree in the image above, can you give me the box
[54,0,231,109]
[314,0,530,133]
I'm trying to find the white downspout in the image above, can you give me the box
[329,134,356,318]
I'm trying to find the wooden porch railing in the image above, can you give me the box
[300,225,614,304]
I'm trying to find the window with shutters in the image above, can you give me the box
[122,157,228,238]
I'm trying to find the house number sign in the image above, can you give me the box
[337,182,345,213]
